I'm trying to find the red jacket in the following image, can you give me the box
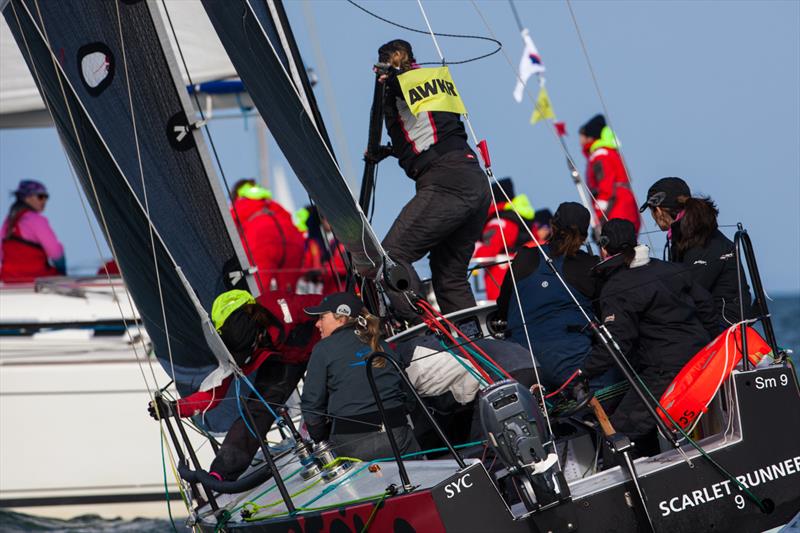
[300,236,348,295]
[584,144,641,233]
[473,203,530,300]
[176,291,321,417]
[1,208,58,282]
[231,198,306,293]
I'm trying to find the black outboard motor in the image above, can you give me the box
[479,380,569,511]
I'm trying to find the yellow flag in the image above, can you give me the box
[530,86,555,124]
[397,66,467,116]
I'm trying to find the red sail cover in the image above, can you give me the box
[659,326,772,430]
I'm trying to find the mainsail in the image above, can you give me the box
[201,0,388,279]
[3,0,255,428]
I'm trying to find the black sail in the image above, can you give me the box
[4,0,253,427]
[201,0,387,279]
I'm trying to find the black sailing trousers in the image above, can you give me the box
[210,360,306,481]
[382,149,490,318]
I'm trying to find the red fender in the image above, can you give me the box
[658,326,772,430]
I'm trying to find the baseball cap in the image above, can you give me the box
[552,202,590,234]
[639,177,691,212]
[599,219,637,255]
[304,292,364,318]
[14,179,48,198]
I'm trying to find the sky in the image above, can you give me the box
[1,0,798,293]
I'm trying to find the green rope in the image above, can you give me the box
[437,340,489,387]
[360,490,390,532]
[214,510,232,533]
[242,440,486,522]
[160,434,179,533]
[461,342,507,380]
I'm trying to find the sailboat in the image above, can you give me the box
[3,0,799,531]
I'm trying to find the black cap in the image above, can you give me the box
[599,218,637,255]
[580,114,606,139]
[639,177,691,212]
[533,208,553,227]
[491,177,515,201]
[304,292,364,318]
[552,202,590,234]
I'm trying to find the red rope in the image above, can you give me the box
[417,302,494,384]
[417,300,513,381]
[544,369,581,399]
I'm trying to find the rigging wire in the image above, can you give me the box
[6,0,161,397]
[10,0,193,516]
[412,0,559,456]
[115,0,178,386]
[563,0,655,249]
[345,0,502,65]
[159,0,264,295]
[468,0,609,229]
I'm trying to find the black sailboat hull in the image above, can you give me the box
[199,365,799,532]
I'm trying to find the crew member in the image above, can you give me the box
[581,219,720,458]
[296,205,347,295]
[579,115,640,233]
[371,39,490,319]
[301,292,419,460]
[531,208,553,243]
[473,177,534,300]
[641,177,752,324]
[496,202,604,390]
[230,182,305,293]
[1,180,65,282]
[148,289,321,481]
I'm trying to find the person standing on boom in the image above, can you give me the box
[369,39,490,320]
[0,180,65,282]
[579,114,640,234]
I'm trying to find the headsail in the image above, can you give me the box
[201,0,388,279]
[3,0,254,428]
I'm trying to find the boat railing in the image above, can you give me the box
[733,224,779,368]
[365,351,468,491]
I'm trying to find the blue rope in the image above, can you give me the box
[235,378,260,440]
[236,372,282,423]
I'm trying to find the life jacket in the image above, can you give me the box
[232,198,305,292]
[658,325,770,431]
[496,210,532,251]
[506,245,593,388]
[0,208,58,282]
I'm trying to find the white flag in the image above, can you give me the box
[513,29,546,103]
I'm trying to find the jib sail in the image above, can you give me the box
[3,0,255,428]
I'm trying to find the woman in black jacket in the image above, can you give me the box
[641,177,752,325]
[496,202,602,391]
[301,292,420,460]
[583,219,720,458]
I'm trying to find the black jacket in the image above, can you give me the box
[670,225,752,325]
[496,246,600,321]
[583,250,721,379]
[383,72,470,179]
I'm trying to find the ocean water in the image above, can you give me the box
[2,295,799,532]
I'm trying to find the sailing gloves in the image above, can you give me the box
[148,396,176,420]
[364,144,393,164]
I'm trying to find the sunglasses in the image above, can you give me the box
[36,193,49,200]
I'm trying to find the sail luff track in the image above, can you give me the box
[201,0,387,279]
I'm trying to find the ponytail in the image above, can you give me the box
[339,308,386,368]
[676,196,719,254]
